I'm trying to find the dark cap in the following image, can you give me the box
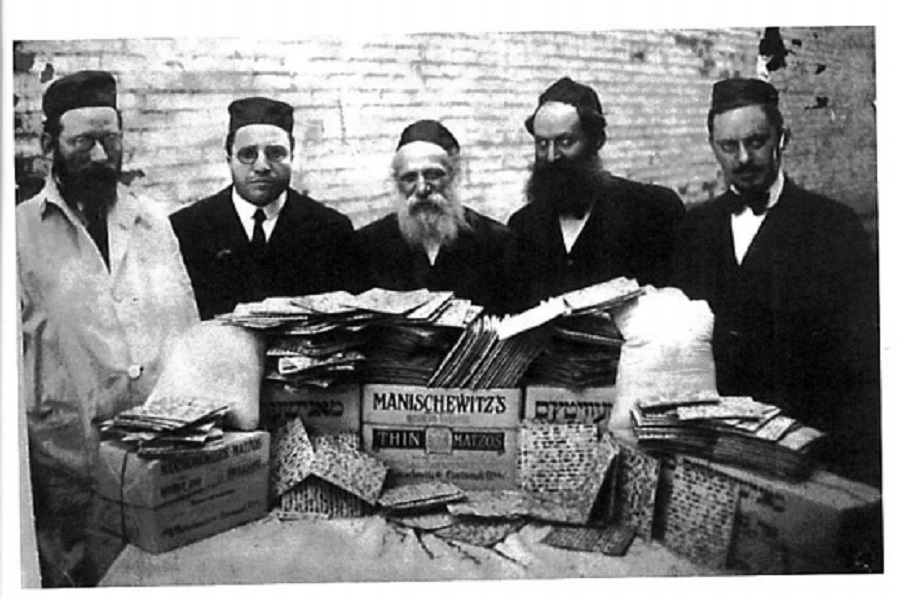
[396,119,459,155]
[228,97,294,135]
[710,78,779,115]
[525,76,604,134]
[43,70,117,123]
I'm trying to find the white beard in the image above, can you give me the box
[396,190,469,249]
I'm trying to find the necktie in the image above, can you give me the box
[84,206,110,269]
[251,208,267,259]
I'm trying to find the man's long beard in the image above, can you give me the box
[397,189,469,249]
[526,153,606,218]
[54,150,120,214]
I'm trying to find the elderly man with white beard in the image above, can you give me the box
[356,120,520,314]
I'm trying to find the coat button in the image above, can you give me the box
[127,364,143,380]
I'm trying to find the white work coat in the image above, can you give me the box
[17,179,199,486]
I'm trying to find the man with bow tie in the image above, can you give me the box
[170,97,359,320]
[673,78,881,486]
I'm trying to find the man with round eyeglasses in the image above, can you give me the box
[16,70,199,586]
[170,97,359,320]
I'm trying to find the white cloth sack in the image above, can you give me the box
[609,286,717,440]
[147,320,266,430]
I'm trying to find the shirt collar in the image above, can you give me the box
[40,176,138,228]
[40,176,76,219]
[231,188,286,222]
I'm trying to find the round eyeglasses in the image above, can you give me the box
[235,145,290,165]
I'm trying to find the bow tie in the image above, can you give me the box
[725,190,770,216]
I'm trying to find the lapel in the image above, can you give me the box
[107,186,142,277]
[432,209,488,282]
[567,179,621,274]
[712,195,739,269]
[531,201,570,260]
[739,180,798,271]
[209,187,251,254]
[267,189,315,251]
[42,178,116,274]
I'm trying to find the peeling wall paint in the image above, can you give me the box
[759,28,790,72]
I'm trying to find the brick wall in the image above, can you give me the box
[13,28,876,240]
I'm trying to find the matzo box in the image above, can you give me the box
[658,455,882,574]
[524,385,616,429]
[97,431,269,508]
[362,424,518,490]
[261,381,360,435]
[93,467,268,554]
[362,384,521,427]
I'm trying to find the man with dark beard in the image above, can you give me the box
[170,97,360,320]
[16,71,199,586]
[356,120,519,314]
[508,77,684,308]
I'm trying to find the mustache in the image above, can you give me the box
[80,165,119,182]
[406,192,451,214]
[731,164,762,176]
[532,159,581,176]
[57,163,119,185]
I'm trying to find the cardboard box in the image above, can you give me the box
[94,431,270,553]
[657,454,883,573]
[97,431,270,508]
[93,468,269,554]
[362,424,518,490]
[362,384,521,428]
[523,385,616,429]
[261,381,360,435]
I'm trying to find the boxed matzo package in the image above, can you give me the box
[656,454,882,573]
[524,385,616,429]
[94,431,270,553]
[362,385,521,489]
[260,381,361,435]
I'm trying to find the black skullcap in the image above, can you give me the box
[228,97,294,135]
[396,119,459,155]
[43,70,117,122]
[525,76,604,134]
[710,78,779,115]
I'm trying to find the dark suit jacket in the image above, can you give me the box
[672,179,880,481]
[507,174,684,308]
[356,208,520,315]
[170,187,360,320]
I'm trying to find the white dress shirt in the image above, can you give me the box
[231,189,286,242]
[424,240,441,266]
[559,209,592,253]
[731,170,784,265]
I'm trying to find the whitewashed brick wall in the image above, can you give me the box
[13,28,876,239]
